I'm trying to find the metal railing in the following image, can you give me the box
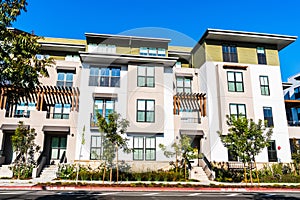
[181,117,201,124]
[287,120,300,127]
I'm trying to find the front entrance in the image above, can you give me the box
[2,132,13,164]
[50,136,67,163]
[43,134,67,165]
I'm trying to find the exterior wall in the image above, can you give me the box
[266,49,280,66]
[237,47,257,64]
[192,43,206,68]
[205,43,222,62]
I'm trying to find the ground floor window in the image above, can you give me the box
[90,136,102,160]
[133,136,156,161]
[268,140,278,162]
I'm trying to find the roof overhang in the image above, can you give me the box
[85,33,171,43]
[180,129,204,136]
[0,124,29,131]
[79,52,178,67]
[282,82,293,90]
[196,29,297,51]
[39,42,86,52]
[42,126,70,132]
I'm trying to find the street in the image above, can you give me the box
[0,191,299,200]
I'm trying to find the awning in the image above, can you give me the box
[180,129,204,136]
[42,126,70,133]
[93,93,118,99]
[175,72,194,77]
[0,124,29,131]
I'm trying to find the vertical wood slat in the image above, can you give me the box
[0,88,4,109]
[203,96,206,117]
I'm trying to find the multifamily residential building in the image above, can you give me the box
[283,73,300,154]
[0,28,297,177]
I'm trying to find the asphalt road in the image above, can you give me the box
[0,191,299,200]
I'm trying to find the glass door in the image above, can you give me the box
[50,136,67,160]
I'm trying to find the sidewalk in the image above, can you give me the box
[0,179,300,192]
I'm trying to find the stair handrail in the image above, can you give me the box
[35,156,47,178]
[59,151,67,164]
[198,153,215,180]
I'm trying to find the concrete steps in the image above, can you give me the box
[190,166,210,182]
[34,165,58,182]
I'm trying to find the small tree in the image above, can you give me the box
[291,138,300,175]
[218,115,273,184]
[11,121,40,179]
[97,111,130,182]
[159,135,196,180]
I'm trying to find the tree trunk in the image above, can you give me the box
[116,145,119,183]
[243,162,247,185]
[254,160,260,185]
[175,153,178,173]
[102,162,106,183]
[184,159,187,180]
[249,163,253,185]
[110,167,112,182]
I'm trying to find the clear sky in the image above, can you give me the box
[13,0,300,81]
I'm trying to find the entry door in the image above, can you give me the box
[3,132,13,164]
[50,136,67,161]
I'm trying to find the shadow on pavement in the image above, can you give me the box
[253,193,300,200]
[35,191,105,200]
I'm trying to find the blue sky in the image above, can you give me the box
[13,0,300,81]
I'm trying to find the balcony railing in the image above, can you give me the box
[288,120,300,127]
[181,117,201,124]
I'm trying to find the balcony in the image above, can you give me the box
[288,120,300,127]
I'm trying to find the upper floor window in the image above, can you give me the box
[227,71,244,92]
[295,86,300,99]
[176,77,192,93]
[65,55,80,62]
[15,102,35,118]
[137,99,155,123]
[94,99,115,120]
[229,103,246,118]
[139,47,166,57]
[263,107,274,127]
[222,45,238,62]
[89,67,120,87]
[257,47,267,64]
[137,66,155,87]
[53,104,70,119]
[260,76,270,96]
[88,44,116,54]
[57,72,73,87]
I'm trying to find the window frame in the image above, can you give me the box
[295,86,300,99]
[136,99,155,123]
[57,71,74,87]
[227,71,244,92]
[133,137,144,160]
[267,140,278,162]
[257,47,267,65]
[222,44,238,63]
[90,136,102,160]
[263,107,274,127]
[93,99,115,121]
[89,67,120,87]
[229,103,246,118]
[53,103,70,119]
[137,66,155,87]
[176,76,192,93]
[145,137,156,161]
[260,76,270,96]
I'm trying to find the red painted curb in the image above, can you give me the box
[0,186,300,192]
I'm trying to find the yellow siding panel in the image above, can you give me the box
[193,43,206,68]
[237,47,257,64]
[266,49,279,66]
[206,44,222,62]
[116,47,131,54]
[39,37,86,45]
[131,48,140,55]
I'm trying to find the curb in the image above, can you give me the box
[0,186,300,193]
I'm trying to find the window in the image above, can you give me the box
[89,67,120,87]
[176,77,192,93]
[260,76,270,96]
[53,104,70,119]
[222,45,238,62]
[57,72,74,87]
[90,136,102,160]
[263,107,274,127]
[268,140,278,162]
[94,99,115,120]
[257,47,267,64]
[133,137,144,160]
[51,136,67,160]
[295,86,300,99]
[229,103,246,118]
[88,43,116,53]
[137,100,155,122]
[137,66,155,87]
[139,47,166,57]
[145,137,156,160]
[290,138,300,155]
[227,71,244,92]
[133,136,156,160]
[65,55,80,62]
